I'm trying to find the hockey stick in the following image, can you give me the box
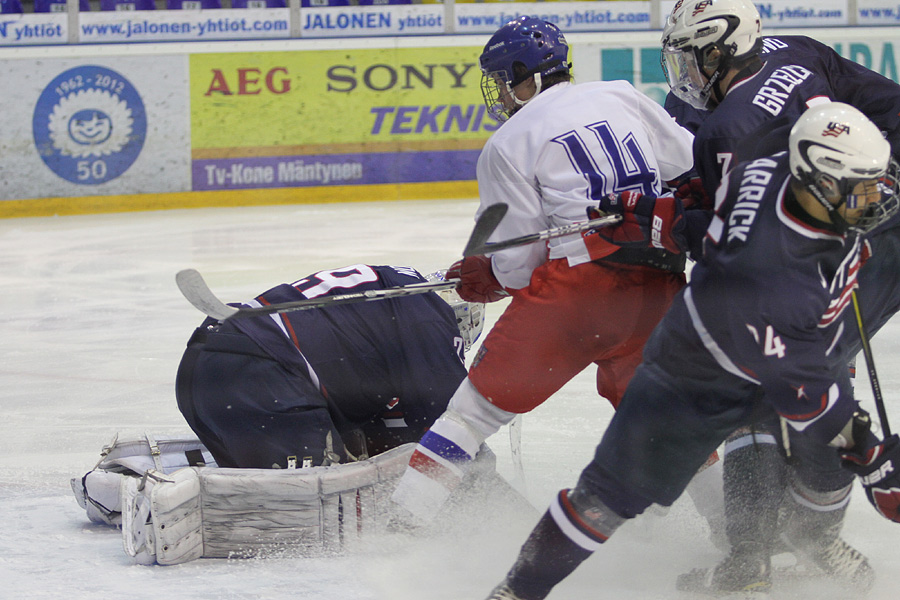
[463,212,623,257]
[462,202,510,256]
[851,289,892,436]
[509,414,527,495]
[176,204,511,321]
[176,269,460,321]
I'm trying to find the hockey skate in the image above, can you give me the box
[782,534,875,591]
[780,499,875,590]
[485,581,529,600]
[676,541,772,595]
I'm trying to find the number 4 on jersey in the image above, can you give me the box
[747,323,786,358]
[764,326,786,358]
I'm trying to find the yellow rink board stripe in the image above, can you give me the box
[0,181,479,219]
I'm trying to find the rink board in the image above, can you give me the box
[1,27,900,217]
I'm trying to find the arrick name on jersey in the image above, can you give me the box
[726,156,776,244]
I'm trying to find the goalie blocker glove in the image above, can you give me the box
[447,255,509,303]
[588,191,687,254]
[842,432,900,523]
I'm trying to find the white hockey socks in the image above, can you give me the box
[390,378,516,522]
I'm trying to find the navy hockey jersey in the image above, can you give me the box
[680,154,866,443]
[227,264,467,429]
[674,35,900,201]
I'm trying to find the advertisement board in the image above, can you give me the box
[0,55,189,200]
[3,1,887,48]
[188,44,495,192]
[452,1,651,34]
[0,13,67,46]
[3,25,900,215]
[858,0,900,24]
[79,8,290,43]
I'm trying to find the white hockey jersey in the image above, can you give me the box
[475,81,695,289]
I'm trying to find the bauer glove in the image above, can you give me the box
[447,255,509,303]
[842,432,900,523]
[588,191,687,254]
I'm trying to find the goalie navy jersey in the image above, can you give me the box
[228,264,467,428]
[683,153,866,443]
[683,35,900,201]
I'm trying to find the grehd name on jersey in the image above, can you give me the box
[760,37,789,55]
[726,157,777,243]
[752,65,813,116]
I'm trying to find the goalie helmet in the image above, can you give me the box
[789,102,900,233]
[661,0,762,110]
[427,271,486,352]
[479,16,570,121]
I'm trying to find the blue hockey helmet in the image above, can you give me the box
[479,16,570,120]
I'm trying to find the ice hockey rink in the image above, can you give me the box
[2,197,899,599]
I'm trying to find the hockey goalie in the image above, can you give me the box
[71,265,526,565]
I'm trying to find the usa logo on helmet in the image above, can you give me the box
[692,0,714,17]
[823,122,851,138]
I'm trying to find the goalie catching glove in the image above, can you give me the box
[842,432,900,523]
[588,191,687,254]
[447,255,509,303]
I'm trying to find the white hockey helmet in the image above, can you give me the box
[427,271,486,352]
[789,102,900,232]
[661,0,762,110]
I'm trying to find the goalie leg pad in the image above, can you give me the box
[122,469,204,566]
[73,433,215,528]
[73,470,128,526]
[122,443,416,565]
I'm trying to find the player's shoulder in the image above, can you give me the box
[697,99,759,141]
[371,265,425,286]
[723,151,790,189]
[576,79,642,100]
[762,35,826,53]
[762,35,838,75]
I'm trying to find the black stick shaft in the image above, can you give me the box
[852,289,892,436]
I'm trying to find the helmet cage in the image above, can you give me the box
[794,144,899,234]
[662,44,714,111]
[426,271,486,352]
[850,158,900,233]
[480,71,546,122]
[661,0,762,110]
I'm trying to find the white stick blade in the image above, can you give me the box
[175,269,239,321]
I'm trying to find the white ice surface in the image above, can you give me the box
[1,198,898,599]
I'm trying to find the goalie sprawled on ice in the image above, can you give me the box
[72,265,524,564]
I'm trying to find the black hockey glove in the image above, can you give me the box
[842,432,900,523]
[589,191,687,254]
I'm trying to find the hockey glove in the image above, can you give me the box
[447,255,509,303]
[670,175,711,211]
[842,433,900,523]
[589,191,687,254]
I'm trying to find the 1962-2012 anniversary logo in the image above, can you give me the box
[33,65,147,185]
